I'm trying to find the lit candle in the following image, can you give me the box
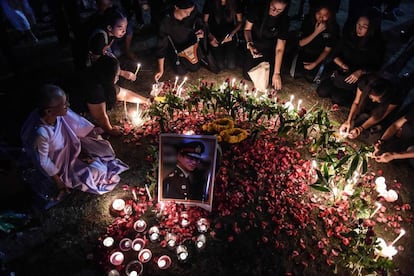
[149,226,160,242]
[145,184,152,201]
[174,76,179,90]
[129,271,138,276]
[103,237,114,247]
[181,212,190,227]
[138,249,152,263]
[107,269,120,276]
[196,234,206,249]
[110,251,124,266]
[123,92,128,119]
[390,229,406,246]
[176,245,188,261]
[157,255,172,269]
[134,219,147,232]
[196,218,209,233]
[131,188,138,201]
[289,94,294,103]
[370,202,382,218]
[136,102,140,114]
[231,78,236,87]
[297,99,302,110]
[177,87,182,98]
[112,199,125,211]
[375,177,387,194]
[384,189,398,202]
[119,238,132,251]
[178,76,187,90]
[165,233,177,248]
[132,238,145,251]
[134,63,141,76]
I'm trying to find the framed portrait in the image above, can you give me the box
[158,133,218,211]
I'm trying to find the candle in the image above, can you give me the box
[119,238,132,251]
[112,199,125,211]
[109,251,124,266]
[196,218,209,233]
[131,188,138,201]
[165,233,177,248]
[138,249,152,263]
[103,237,114,247]
[125,260,143,276]
[181,212,190,227]
[384,189,398,202]
[123,92,128,120]
[124,204,133,216]
[196,234,206,249]
[176,245,188,261]
[132,238,145,252]
[297,99,302,110]
[390,229,406,246]
[289,94,294,103]
[369,202,382,218]
[136,102,140,114]
[145,184,152,201]
[107,269,120,276]
[149,226,160,242]
[134,219,147,232]
[375,177,387,193]
[231,78,236,87]
[178,76,187,89]
[136,63,141,75]
[157,255,172,269]
[174,76,179,90]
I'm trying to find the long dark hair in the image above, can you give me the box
[258,0,290,39]
[213,0,237,24]
[347,14,380,49]
[359,74,395,119]
[309,3,337,34]
[89,55,120,109]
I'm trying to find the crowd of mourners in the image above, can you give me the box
[1,0,414,208]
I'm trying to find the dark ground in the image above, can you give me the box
[1,0,414,275]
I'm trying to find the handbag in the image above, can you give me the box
[178,43,199,64]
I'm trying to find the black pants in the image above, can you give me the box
[209,39,238,71]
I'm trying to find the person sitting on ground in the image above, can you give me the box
[243,0,290,91]
[290,2,339,82]
[88,6,136,81]
[339,73,402,140]
[63,55,147,136]
[20,84,129,206]
[373,106,414,167]
[317,14,385,106]
[154,0,211,82]
[203,0,243,71]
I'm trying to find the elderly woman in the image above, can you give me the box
[21,84,129,207]
[243,0,290,90]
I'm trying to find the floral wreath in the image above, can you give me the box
[202,118,234,133]
[219,128,249,144]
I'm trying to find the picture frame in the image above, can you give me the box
[158,133,218,211]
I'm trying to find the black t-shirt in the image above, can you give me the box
[203,0,242,41]
[299,14,340,61]
[156,9,205,58]
[246,1,289,52]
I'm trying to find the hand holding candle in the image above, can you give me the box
[134,63,141,76]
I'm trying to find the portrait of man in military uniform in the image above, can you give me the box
[159,134,218,210]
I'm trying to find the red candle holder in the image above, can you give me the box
[157,255,172,269]
[119,238,133,251]
[131,238,145,252]
[138,248,152,263]
[133,220,147,232]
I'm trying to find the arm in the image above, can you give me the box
[117,86,148,104]
[203,14,219,47]
[222,13,243,44]
[340,87,362,133]
[376,147,414,163]
[272,39,286,90]
[380,116,408,141]
[119,69,137,82]
[304,46,332,70]
[155,58,165,82]
[244,20,262,57]
[333,56,349,72]
[87,102,121,136]
[299,22,326,47]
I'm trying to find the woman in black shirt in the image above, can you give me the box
[317,15,385,106]
[243,0,290,90]
[203,0,243,71]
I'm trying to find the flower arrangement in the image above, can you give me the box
[99,78,412,275]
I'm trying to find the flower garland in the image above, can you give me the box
[202,118,234,132]
[219,127,249,144]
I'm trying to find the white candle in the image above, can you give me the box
[134,220,147,232]
[196,241,204,248]
[143,252,150,260]
[157,255,171,269]
[129,271,138,276]
[103,237,114,247]
[136,102,140,113]
[178,76,187,89]
[168,239,176,247]
[131,188,138,201]
[123,92,128,119]
[134,63,141,76]
[145,184,152,201]
[370,202,382,218]
[289,94,294,103]
[297,99,302,110]
[110,252,124,266]
[174,76,179,90]
[112,199,125,211]
[390,229,406,245]
[231,78,236,87]
[158,259,166,268]
[133,243,141,251]
[384,189,398,202]
[138,249,152,263]
[375,177,387,193]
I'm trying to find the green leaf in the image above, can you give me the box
[310,184,331,192]
[346,155,360,180]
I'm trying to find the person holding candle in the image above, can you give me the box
[20,84,129,208]
[162,141,208,201]
[243,0,290,91]
[290,2,340,83]
[316,15,385,106]
[339,73,403,140]
[63,55,147,136]
[373,106,414,167]
[87,6,137,81]
[154,0,209,82]
[202,0,243,71]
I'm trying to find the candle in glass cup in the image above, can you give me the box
[157,255,172,269]
[109,251,124,266]
[132,238,145,252]
[134,219,147,232]
[196,234,206,249]
[119,238,133,251]
[103,237,114,247]
[138,248,152,263]
[125,260,143,276]
[176,245,188,261]
[112,199,125,211]
[148,226,160,242]
[165,232,177,248]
